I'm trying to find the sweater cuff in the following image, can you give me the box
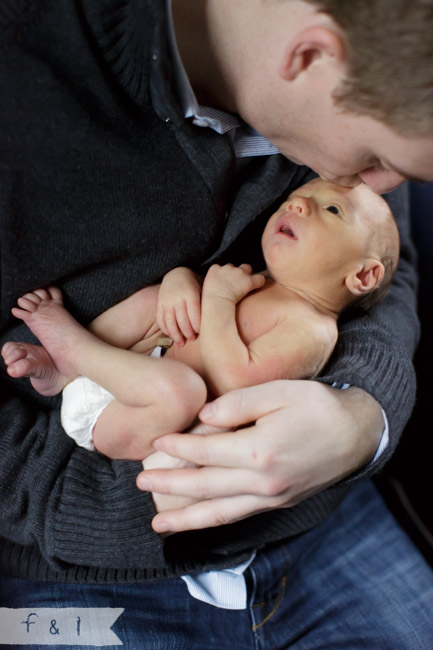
[316,336,416,481]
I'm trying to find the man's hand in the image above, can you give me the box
[142,421,228,516]
[156,267,202,345]
[136,381,384,533]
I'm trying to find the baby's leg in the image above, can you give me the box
[10,287,95,380]
[1,341,69,396]
[11,287,207,458]
[10,287,161,398]
[88,284,161,349]
[3,284,161,397]
[92,368,207,459]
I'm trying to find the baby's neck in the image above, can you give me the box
[262,271,341,320]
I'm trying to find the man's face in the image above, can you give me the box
[278,111,433,194]
[261,179,391,288]
[236,70,433,194]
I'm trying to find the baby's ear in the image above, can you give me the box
[345,259,385,296]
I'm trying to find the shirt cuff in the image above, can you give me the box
[332,382,389,465]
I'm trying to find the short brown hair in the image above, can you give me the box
[305,0,433,136]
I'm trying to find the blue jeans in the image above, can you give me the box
[1,480,433,649]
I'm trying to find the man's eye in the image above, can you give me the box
[325,204,340,215]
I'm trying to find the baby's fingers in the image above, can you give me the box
[251,273,266,289]
[174,302,197,341]
[158,307,185,345]
[186,299,201,334]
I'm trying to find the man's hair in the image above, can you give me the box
[304,0,433,136]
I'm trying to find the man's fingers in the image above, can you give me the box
[151,494,278,533]
[199,380,292,427]
[152,427,263,469]
[187,421,230,435]
[137,465,286,500]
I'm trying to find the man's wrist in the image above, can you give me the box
[338,385,384,471]
[332,382,388,466]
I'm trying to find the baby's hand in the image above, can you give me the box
[203,264,265,304]
[156,267,202,346]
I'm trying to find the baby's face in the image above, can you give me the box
[261,178,391,287]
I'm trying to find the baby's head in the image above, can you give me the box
[261,178,400,313]
[344,183,400,312]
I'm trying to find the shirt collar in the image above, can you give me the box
[166,0,280,156]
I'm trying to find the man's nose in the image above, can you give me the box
[358,168,406,194]
[319,173,361,188]
[287,196,311,216]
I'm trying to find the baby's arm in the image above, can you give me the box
[199,264,336,395]
[199,263,266,395]
[156,267,203,346]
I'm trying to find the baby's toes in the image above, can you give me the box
[46,286,63,303]
[17,294,42,311]
[32,288,52,301]
[1,342,27,365]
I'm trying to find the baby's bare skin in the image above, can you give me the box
[3,287,168,396]
[1,340,63,397]
[4,287,84,395]
[2,286,208,461]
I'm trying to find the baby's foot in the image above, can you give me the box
[11,287,89,379]
[1,341,69,396]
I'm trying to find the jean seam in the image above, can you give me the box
[251,575,287,632]
[248,566,261,650]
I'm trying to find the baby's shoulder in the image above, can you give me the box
[279,298,338,345]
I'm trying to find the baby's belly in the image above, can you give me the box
[129,326,166,355]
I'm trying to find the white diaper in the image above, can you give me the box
[61,346,164,450]
[61,377,114,451]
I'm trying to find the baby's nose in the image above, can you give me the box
[288,196,311,217]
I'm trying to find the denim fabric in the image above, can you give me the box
[1,480,432,649]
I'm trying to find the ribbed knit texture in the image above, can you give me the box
[0,0,419,583]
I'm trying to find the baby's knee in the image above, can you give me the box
[154,365,207,430]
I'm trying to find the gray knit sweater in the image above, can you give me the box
[0,0,418,583]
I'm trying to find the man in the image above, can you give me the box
[0,0,432,647]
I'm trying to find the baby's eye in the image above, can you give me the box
[324,204,340,215]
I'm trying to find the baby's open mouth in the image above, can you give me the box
[277,218,297,240]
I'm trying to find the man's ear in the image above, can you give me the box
[345,259,385,296]
[279,26,345,81]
